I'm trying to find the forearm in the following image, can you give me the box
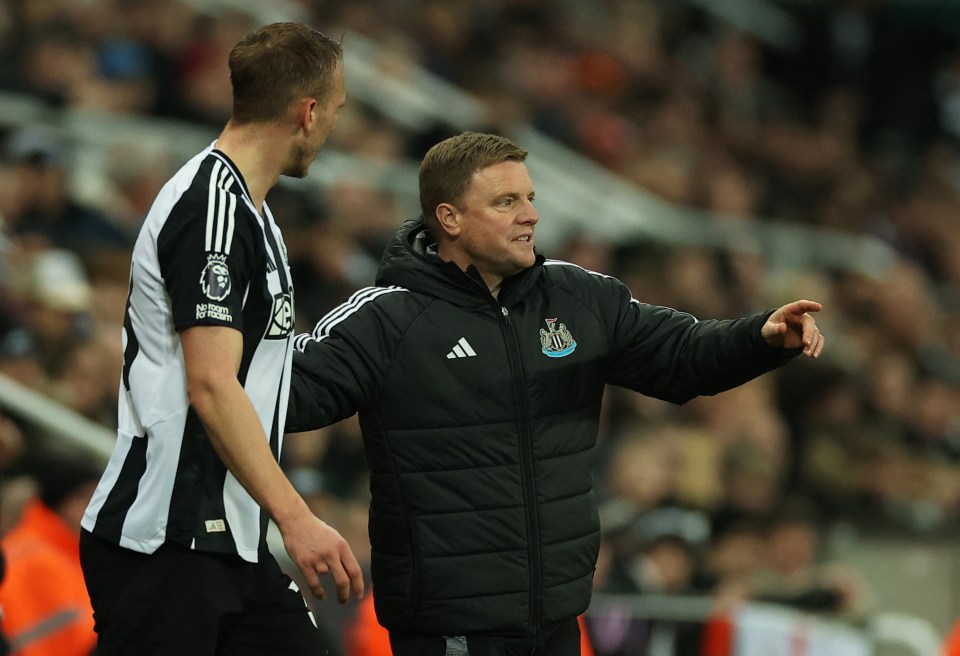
[190,378,309,527]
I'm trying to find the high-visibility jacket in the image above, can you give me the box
[945,617,960,656]
[0,500,96,656]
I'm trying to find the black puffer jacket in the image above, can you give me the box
[287,219,798,637]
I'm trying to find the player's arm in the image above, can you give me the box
[181,324,363,603]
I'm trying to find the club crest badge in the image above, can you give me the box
[540,318,577,358]
[200,254,231,302]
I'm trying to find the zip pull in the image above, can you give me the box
[501,306,511,325]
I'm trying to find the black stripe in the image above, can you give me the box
[166,409,232,551]
[93,434,149,543]
[260,213,290,291]
[120,276,139,392]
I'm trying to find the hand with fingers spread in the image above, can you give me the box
[278,506,365,604]
[761,299,825,358]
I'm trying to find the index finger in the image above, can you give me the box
[786,299,822,315]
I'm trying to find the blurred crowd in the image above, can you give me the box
[1,0,960,652]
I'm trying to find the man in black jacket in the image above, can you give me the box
[287,131,825,656]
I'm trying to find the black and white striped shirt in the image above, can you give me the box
[82,143,294,562]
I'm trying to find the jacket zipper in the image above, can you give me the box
[499,306,541,637]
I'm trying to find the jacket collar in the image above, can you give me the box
[375,218,545,308]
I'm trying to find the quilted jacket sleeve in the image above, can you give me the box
[286,287,412,432]
[598,276,800,404]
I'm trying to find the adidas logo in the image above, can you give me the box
[446,337,477,359]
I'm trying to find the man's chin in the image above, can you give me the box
[280,163,310,179]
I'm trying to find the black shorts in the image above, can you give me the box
[79,529,333,656]
[388,617,581,656]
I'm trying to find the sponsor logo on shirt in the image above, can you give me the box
[200,254,231,301]
[266,291,293,339]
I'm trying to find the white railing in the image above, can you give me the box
[586,593,943,656]
[0,372,113,463]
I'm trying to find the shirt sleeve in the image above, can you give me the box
[157,185,258,332]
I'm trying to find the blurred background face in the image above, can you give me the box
[766,520,819,576]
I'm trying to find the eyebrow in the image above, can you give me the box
[496,191,535,200]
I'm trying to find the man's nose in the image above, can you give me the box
[520,199,538,224]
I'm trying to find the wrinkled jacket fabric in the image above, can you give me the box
[288,219,798,637]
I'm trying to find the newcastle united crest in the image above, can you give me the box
[540,318,577,358]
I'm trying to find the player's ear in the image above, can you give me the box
[297,98,316,133]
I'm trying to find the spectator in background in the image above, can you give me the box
[694,517,765,604]
[0,455,101,656]
[601,532,698,598]
[15,250,93,375]
[2,126,130,255]
[749,501,873,620]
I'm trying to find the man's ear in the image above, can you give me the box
[435,203,460,237]
[297,98,317,133]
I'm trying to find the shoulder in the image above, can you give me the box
[541,259,624,294]
[155,152,259,256]
[294,285,416,351]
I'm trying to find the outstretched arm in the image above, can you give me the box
[181,325,364,604]
[761,299,825,358]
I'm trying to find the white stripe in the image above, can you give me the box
[312,287,403,343]
[452,345,466,358]
[299,286,407,348]
[313,287,383,335]
[211,164,231,252]
[223,472,259,560]
[293,334,310,351]
[458,337,476,356]
[311,286,397,340]
[215,189,228,252]
[211,152,253,209]
[214,165,231,251]
[205,160,222,251]
[543,258,614,280]
[223,193,236,255]
[544,258,698,321]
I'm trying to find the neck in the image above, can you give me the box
[215,119,287,212]
[437,243,504,299]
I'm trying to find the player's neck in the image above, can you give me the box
[215,121,285,213]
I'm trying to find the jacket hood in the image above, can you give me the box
[375,217,545,308]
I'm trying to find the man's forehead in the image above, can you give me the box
[470,160,533,193]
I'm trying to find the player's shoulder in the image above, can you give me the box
[177,151,244,203]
